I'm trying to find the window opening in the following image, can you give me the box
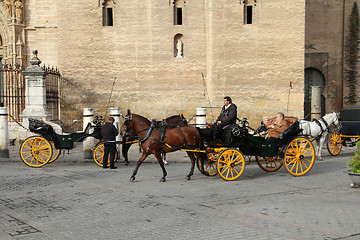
[102,0,115,26]
[174,7,183,25]
[246,6,253,24]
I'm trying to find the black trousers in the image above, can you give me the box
[211,121,231,138]
[103,142,116,168]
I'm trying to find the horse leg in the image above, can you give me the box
[154,152,167,182]
[130,152,149,182]
[185,152,196,180]
[317,133,328,161]
[122,143,131,165]
[162,153,168,165]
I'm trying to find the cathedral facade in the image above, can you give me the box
[1,0,358,126]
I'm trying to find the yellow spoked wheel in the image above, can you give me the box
[196,151,218,176]
[327,130,342,156]
[48,141,61,164]
[216,148,245,181]
[284,137,315,176]
[19,136,53,167]
[256,155,283,172]
[93,143,118,167]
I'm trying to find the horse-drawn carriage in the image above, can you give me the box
[19,116,111,167]
[122,110,316,181]
[195,117,315,180]
[327,106,360,156]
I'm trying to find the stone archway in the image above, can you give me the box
[304,68,326,120]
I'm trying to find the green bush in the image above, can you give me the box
[347,141,360,173]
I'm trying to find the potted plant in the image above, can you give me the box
[347,141,360,187]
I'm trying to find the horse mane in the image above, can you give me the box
[132,114,151,125]
[165,115,181,121]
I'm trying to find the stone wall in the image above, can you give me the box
[23,0,305,128]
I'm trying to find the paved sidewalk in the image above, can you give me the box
[0,144,359,240]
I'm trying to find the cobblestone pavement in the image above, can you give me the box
[0,144,360,240]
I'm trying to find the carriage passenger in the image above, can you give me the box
[211,96,238,139]
[267,112,288,142]
[254,116,270,137]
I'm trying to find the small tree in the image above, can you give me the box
[345,2,360,105]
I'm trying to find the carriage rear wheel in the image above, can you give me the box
[196,151,218,176]
[284,137,315,176]
[327,130,342,156]
[216,148,245,181]
[20,136,53,167]
[256,155,283,172]
[93,143,118,167]
[48,141,61,163]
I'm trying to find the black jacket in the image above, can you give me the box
[101,122,118,142]
[217,103,237,124]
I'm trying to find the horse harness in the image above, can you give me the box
[125,116,197,154]
[313,117,330,140]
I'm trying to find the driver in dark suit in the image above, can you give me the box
[211,96,238,139]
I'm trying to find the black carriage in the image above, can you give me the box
[19,117,106,167]
[195,117,315,181]
[327,106,360,156]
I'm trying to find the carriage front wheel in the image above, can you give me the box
[19,136,53,167]
[327,130,342,156]
[256,155,283,172]
[196,151,218,176]
[284,137,315,176]
[48,141,61,164]
[216,148,245,181]
[93,143,118,167]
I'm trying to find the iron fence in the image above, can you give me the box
[0,64,25,122]
[43,66,60,121]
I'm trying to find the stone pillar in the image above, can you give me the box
[311,86,322,120]
[0,107,9,158]
[110,107,121,159]
[20,50,51,126]
[83,108,94,159]
[196,108,207,129]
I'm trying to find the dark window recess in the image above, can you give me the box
[103,7,113,26]
[174,7,182,25]
[246,6,253,24]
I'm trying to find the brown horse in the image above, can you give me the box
[121,114,188,165]
[121,110,202,182]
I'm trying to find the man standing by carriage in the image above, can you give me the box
[101,117,119,169]
[212,96,238,139]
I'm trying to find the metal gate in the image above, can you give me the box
[44,66,60,121]
[0,64,26,122]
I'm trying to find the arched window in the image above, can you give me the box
[174,34,184,58]
[173,0,186,25]
[103,0,115,26]
[243,0,256,25]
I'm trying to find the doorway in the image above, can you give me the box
[304,68,325,120]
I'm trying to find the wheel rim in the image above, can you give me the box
[327,131,342,156]
[48,141,61,163]
[93,143,118,167]
[20,136,52,167]
[256,155,283,172]
[284,138,315,176]
[216,149,245,181]
[196,151,218,176]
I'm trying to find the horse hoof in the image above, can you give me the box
[124,161,129,166]
[159,178,166,182]
[186,176,191,180]
[129,176,135,182]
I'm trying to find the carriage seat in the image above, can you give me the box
[267,117,300,140]
[28,118,55,135]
